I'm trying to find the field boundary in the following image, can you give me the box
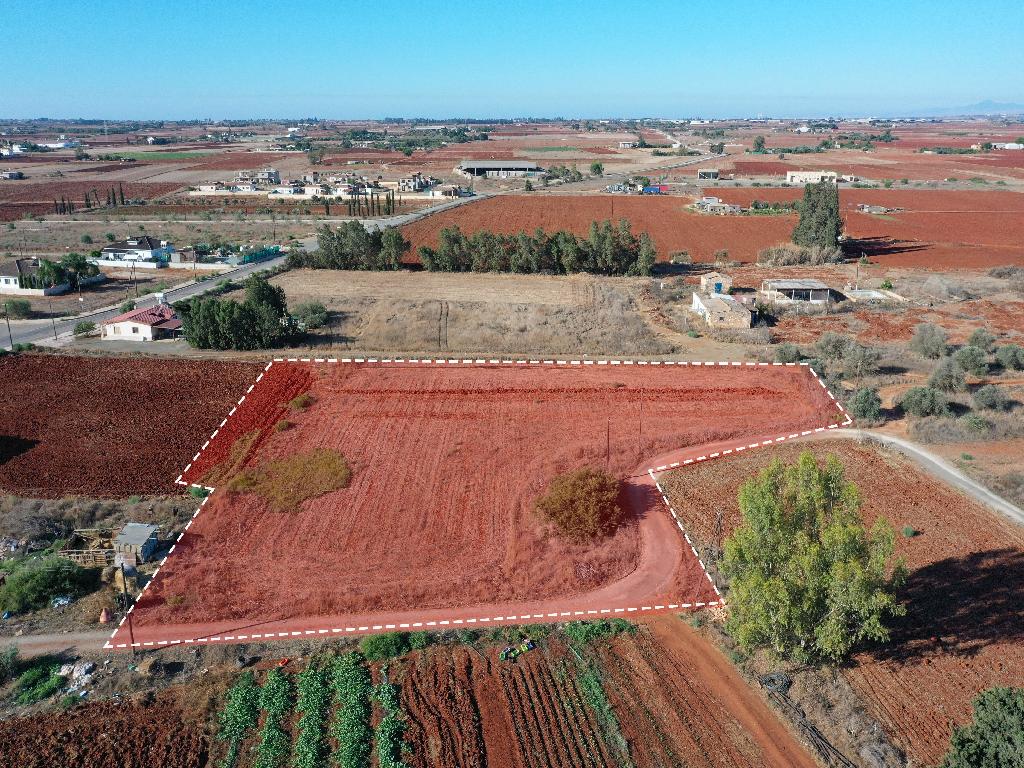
[105,357,850,650]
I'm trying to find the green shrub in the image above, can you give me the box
[293,301,328,330]
[0,557,98,614]
[536,467,622,541]
[968,328,997,353]
[961,413,992,435]
[996,344,1024,371]
[73,321,96,335]
[289,393,314,410]
[4,299,32,319]
[929,358,967,393]
[899,386,949,417]
[408,631,431,650]
[910,323,948,359]
[880,278,894,290]
[902,526,918,538]
[0,646,19,684]
[80,234,93,244]
[562,619,636,646]
[188,485,210,499]
[119,300,136,314]
[849,387,883,422]
[953,345,989,376]
[815,332,851,361]
[359,632,409,661]
[16,661,65,704]
[973,384,1010,411]
[942,687,1024,768]
[774,343,801,364]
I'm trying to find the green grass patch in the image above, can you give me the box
[562,619,636,646]
[15,656,65,705]
[0,557,98,614]
[225,448,351,512]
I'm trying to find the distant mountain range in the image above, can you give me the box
[911,100,1024,117]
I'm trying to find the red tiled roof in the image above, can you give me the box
[104,303,178,327]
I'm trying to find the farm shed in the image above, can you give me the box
[697,169,719,180]
[699,271,733,294]
[690,292,751,329]
[102,303,182,341]
[114,523,159,564]
[760,278,831,305]
[457,160,541,179]
[785,170,838,184]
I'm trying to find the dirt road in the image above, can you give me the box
[2,630,112,658]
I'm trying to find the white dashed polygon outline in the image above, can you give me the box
[105,358,850,650]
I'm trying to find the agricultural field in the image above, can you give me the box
[112,360,841,648]
[401,195,794,262]
[659,438,1024,767]
[0,354,262,497]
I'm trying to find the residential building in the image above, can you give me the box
[101,302,182,341]
[786,170,838,184]
[255,167,281,184]
[457,160,540,178]
[690,292,752,329]
[196,182,226,192]
[397,172,433,192]
[699,271,733,294]
[694,196,741,215]
[98,236,175,265]
[761,278,831,304]
[0,258,71,296]
[302,172,321,184]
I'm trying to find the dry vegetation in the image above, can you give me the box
[225,448,351,512]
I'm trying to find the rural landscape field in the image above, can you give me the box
[2,2,1023,767]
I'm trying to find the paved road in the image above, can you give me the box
[822,429,1024,527]
[4,255,287,349]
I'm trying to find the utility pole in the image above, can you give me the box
[3,303,12,350]
[48,298,57,341]
[606,417,610,471]
[120,563,135,658]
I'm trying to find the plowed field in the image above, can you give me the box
[0,695,208,768]
[0,355,262,497]
[659,438,1024,767]
[0,180,183,221]
[114,360,839,648]
[402,196,793,262]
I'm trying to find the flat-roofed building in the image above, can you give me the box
[786,170,838,185]
[457,160,540,179]
[760,278,831,304]
[690,292,752,329]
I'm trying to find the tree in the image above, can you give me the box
[849,387,883,421]
[972,384,1010,411]
[941,687,1024,768]
[899,386,949,417]
[996,344,1024,371]
[722,452,905,662]
[535,468,622,541]
[910,323,949,359]
[80,234,93,244]
[953,345,989,376]
[844,343,882,380]
[752,135,766,153]
[710,142,725,154]
[968,328,997,353]
[377,227,409,270]
[815,332,851,362]
[791,181,841,249]
[293,301,328,330]
[631,232,656,276]
[589,161,604,176]
[775,343,801,364]
[929,357,968,392]
[523,180,533,192]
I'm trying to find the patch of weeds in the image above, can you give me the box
[562,619,636,646]
[188,485,210,499]
[902,526,919,538]
[225,448,351,512]
[289,392,315,410]
[273,419,291,432]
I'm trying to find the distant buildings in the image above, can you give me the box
[618,141,638,149]
[786,171,838,185]
[694,196,741,215]
[697,169,719,180]
[457,160,541,178]
[699,271,733,294]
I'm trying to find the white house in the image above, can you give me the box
[0,258,71,296]
[690,292,751,329]
[618,141,637,149]
[102,303,181,341]
[786,170,838,184]
[96,236,174,267]
[255,167,281,184]
[994,142,1024,151]
[0,144,25,156]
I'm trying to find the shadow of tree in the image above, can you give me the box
[866,547,1024,664]
[0,436,37,467]
[843,236,931,259]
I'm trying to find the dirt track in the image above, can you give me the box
[109,361,840,649]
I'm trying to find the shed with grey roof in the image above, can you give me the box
[760,278,832,304]
[114,523,160,563]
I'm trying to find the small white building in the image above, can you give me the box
[786,170,838,185]
[618,141,637,149]
[102,302,181,341]
[690,292,752,329]
[97,236,174,266]
[699,271,733,294]
[0,258,71,296]
[196,182,226,192]
[0,144,25,156]
[994,142,1024,150]
[697,168,719,180]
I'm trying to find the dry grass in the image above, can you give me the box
[225,448,351,512]
[201,429,261,486]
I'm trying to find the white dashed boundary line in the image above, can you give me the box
[105,358,849,650]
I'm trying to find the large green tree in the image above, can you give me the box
[722,451,906,662]
[942,687,1024,768]
[791,181,842,249]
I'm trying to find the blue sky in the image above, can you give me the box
[3,0,1022,119]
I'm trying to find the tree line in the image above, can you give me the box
[417,220,657,276]
[178,275,291,350]
[287,222,411,271]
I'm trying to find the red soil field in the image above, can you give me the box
[401,195,794,262]
[115,360,839,647]
[660,438,1024,767]
[393,621,816,768]
[729,160,792,175]
[0,694,208,768]
[0,180,182,206]
[185,152,286,171]
[0,354,262,497]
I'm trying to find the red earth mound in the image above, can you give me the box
[0,354,262,497]
[111,360,840,649]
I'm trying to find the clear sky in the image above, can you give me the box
[3,0,1022,119]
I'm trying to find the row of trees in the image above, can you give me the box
[417,220,657,276]
[287,222,411,271]
[179,275,290,350]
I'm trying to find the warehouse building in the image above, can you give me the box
[786,170,838,184]
[457,160,541,178]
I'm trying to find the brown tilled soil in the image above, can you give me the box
[659,437,1024,767]
[0,354,262,497]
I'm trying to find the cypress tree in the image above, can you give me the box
[792,181,841,248]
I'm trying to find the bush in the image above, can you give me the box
[953,345,989,376]
[843,343,882,379]
[4,299,32,319]
[902,526,918,538]
[942,687,1024,768]
[996,344,1024,371]
[535,468,622,540]
[775,343,801,364]
[293,301,328,330]
[0,646,18,684]
[973,384,1010,411]
[756,243,843,266]
[359,632,410,661]
[815,332,851,362]
[408,631,431,650]
[80,234,92,244]
[961,413,992,435]
[929,357,967,392]
[289,393,314,410]
[968,328,997,353]
[899,386,949,417]
[910,323,948,359]
[73,321,96,335]
[849,387,883,422]
[15,660,65,704]
[562,619,636,646]
[119,300,136,314]
[225,448,350,513]
[0,557,98,614]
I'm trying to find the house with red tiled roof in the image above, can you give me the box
[101,302,182,342]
